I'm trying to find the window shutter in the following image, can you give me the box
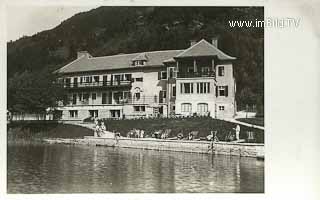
[225,86,228,97]
[216,86,218,97]
[158,72,161,80]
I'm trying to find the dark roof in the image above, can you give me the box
[57,39,236,74]
[175,39,236,60]
[57,50,184,74]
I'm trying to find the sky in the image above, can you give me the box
[6,6,98,42]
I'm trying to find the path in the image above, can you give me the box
[223,118,264,130]
[62,121,95,131]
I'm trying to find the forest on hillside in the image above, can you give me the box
[7,6,264,115]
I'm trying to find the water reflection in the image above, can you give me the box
[7,143,264,193]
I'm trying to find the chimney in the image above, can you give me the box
[211,37,219,48]
[77,51,92,59]
[190,40,197,47]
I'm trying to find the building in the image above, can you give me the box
[55,38,237,121]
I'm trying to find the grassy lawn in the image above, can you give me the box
[103,117,264,143]
[236,117,264,127]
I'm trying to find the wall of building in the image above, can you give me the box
[60,67,169,120]
[175,77,216,117]
[215,62,236,118]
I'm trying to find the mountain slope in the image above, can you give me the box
[7,6,264,111]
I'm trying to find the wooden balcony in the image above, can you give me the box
[177,71,215,78]
[64,80,132,90]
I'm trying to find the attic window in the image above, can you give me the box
[134,60,146,66]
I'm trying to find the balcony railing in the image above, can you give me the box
[123,95,167,105]
[177,71,215,78]
[64,95,167,106]
[64,80,132,89]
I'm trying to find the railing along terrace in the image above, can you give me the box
[117,95,167,105]
[177,71,215,78]
[64,80,132,88]
[64,95,167,106]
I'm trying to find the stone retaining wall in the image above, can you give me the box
[43,137,264,158]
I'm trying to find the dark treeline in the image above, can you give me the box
[7,7,264,115]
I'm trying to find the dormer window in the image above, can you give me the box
[134,60,146,66]
[132,53,148,67]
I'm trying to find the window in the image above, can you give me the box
[168,67,176,78]
[134,106,146,112]
[65,78,71,87]
[102,93,107,104]
[84,76,92,83]
[197,82,210,94]
[93,76,99,82]
[160,71,167,80]
[92,93,96,100]
[181,103,192,112]
[218,66,225,76]
[135,92,141,101]
[159,90,166,99]
[219,106,225,111]
[180,83,194,94]
[89,110,98,118]
[114,92,123,104]
[73,77,78,86]
[135,77,143,82]
[172,86,176,97]
[124,74,132,81]
[103,75,108,85]
[201,67,210,74]
[187,67,194,73]
[69,110,78,118]
[217,86,228,97]
[78,93,83,101]
[134,60,146,66]
[197,103,208,114]
[159,90,166,103]
[72,94,77,105]
[111,110,121,118]
[83,93,89,101]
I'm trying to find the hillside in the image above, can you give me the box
[7,6,264,112]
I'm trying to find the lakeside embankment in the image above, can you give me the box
[8,119,264,158]
[43,137,264,158]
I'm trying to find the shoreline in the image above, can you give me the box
[42,136,264,159]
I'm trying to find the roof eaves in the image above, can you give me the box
[56,55,87,74]
[174,39,236,60]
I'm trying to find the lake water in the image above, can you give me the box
[7,143,264,193]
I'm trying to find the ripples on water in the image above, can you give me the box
[7,143,264,193]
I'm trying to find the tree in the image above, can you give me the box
[7,69,67,115]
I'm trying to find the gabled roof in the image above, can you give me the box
[163,57,176,63]
[57,50,184,74]
[132,52,148,61]
[56,39,236,74]
[174,39,236,60]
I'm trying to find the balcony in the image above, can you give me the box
[177,71,215,78]
[64,80,132,90]
[115,95,167,105]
